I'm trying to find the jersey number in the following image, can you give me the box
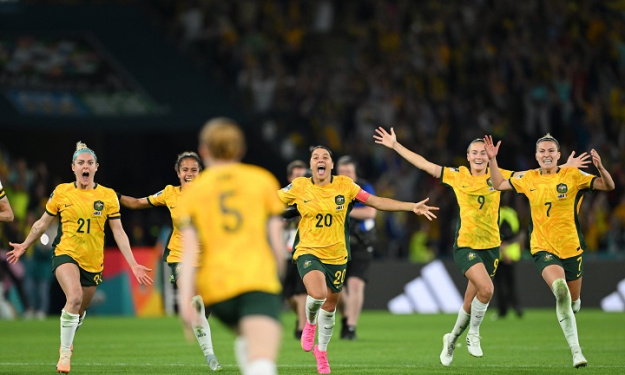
[477,195,485,209]
[77,218,91,233]
[490,258,499,277]
[333,269,346,286]
[545,202,552,217]
[315,213,333,228]
[220,191,243,232]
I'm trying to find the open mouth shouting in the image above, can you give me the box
[316,164,327,178]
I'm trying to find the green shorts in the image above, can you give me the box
[532,251,584,281]
[52,254,103,287]
[453,247,500,278]
[210,292,281,328]
[296,254,347,293]
[168,262,182,284]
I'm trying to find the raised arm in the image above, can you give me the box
[0,195,14,222]
[109,219,153,285]
[516,151,592,176]
[362,194,439,221]
[7,212,55,264]
[374,127,442,178]
[483,135,513,191]
[589,149,615,191]
[119,194,152,209]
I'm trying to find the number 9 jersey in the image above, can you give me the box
[278,175,363,265]
[45,183,121,273]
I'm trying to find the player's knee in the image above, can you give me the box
[480,285,494,301]
[307,287,327,301]
[552,278,570,303]
[65,295,82,310]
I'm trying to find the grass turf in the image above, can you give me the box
[1,309,624,374]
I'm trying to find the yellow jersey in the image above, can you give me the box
[441,166,514,250]
[510,167,596,259]
[147,185,184,263]
[177,163,284,305]
[45,182,120,273]
[277,175,362,265]
[0,179,5,199]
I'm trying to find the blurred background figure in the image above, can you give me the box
[494,202,524,319]
[23,211,57,320]
[336,155,377,340]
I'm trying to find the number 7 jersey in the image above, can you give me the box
[45,182,121,273]
[277,175,362,265]
[509,167,596,258]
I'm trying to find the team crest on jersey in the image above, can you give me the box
[543,254,554,262]
[335,195,345,205]
[93,200,104,216]
[467,252,476,261]
[487,177,493,187]
[556,183,568,199]
[282,184,293,192]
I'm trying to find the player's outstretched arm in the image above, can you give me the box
[484,135,513,191]
[363,194,439,221]
[118,194,152,209]
[590,149,615,191]
[109,219,153,285]
[7,212,55,264]
[374,127,442,178]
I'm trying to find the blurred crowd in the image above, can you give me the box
[148,0,625,259]
[2,1,625,276]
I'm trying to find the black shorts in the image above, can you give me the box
[282,259,306,298]
[346,241,373,282]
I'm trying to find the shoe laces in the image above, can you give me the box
[466,334,481,346]
[315,348,330,371]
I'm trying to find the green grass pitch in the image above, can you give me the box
[2,309,624,374]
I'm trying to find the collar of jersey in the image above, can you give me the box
[74,182,98,189]
[310,175,333,185]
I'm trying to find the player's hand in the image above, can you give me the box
[131,264,153,285]
[567,151,591,169]
[373,127,397,149]
[483,135,501,161]
[412,198,439,221]
[6,242,26,264]
[590,149,604,169]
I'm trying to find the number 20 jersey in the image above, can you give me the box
[278,175,362,265]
